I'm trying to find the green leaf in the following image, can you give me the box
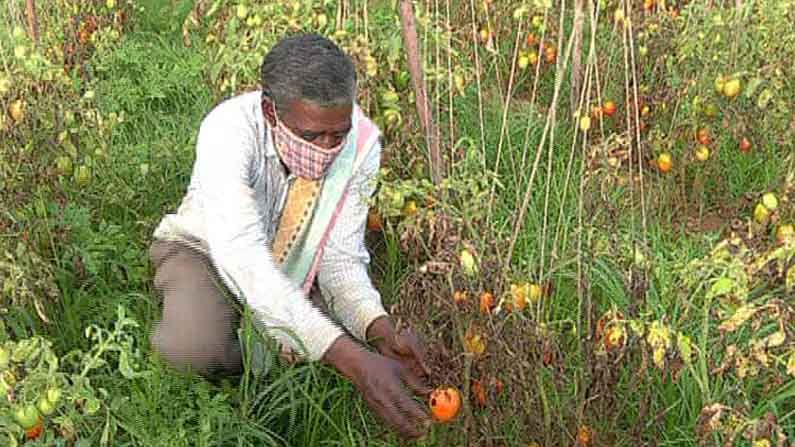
[744,77,763,98]
[677,333,694,364]
[708,277,734,299]
[757,89,774,109]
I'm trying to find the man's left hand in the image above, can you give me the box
[367,316,432,385]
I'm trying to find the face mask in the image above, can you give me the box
[270,108,347,179]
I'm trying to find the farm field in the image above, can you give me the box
[1,0,794,446]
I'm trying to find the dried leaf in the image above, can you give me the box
[719,304,757,333]
[764,331,786,348]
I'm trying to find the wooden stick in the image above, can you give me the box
[571,0,585,115]
[26,0,40,44]
[398,0,443,184]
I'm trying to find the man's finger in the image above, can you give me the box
[404,333,432,377]
[401,366,433,397]
[391,384,429,437]
[370,392,420,440]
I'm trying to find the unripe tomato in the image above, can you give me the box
[37,396,56,416]
[47,387,62,405]
[14,404,40,429]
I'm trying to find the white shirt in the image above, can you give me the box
[152,90,388,361]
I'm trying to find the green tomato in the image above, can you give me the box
[56,156,73,176]
[37,396,56,416]
[46,387,62,405]
[0,346,9,369]
[75,165,91,186]
[13,404,40,429]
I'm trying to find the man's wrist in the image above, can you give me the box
[365,315,395,351]
[322,334,366,379]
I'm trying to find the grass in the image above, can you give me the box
[1,0,794,445]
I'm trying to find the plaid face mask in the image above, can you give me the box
[271,109,347,179]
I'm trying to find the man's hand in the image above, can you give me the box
[367,316,431,380]
[323,335,431,440]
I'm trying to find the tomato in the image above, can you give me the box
[0,346,9,369]
[695,145,710,162]
[401,200,418,217]
[479,292,495,314]
[46,387,62,405]
[696,128,711,145]
[14,404,40,429]
[471,379,487,407]
[544,45,557,64]
[75,165,92,187]
[762,193,778,211]
[776,225,794,244]
[366,209,383,232]
[657,153,673,173]
[602,101,617,117]
[429,387,461,422]
[739,137,752,153]
[25,419,44,441]
[38,396,56,416]
[576,425,593,446]
[56,156,73,176]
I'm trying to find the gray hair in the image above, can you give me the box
[260,34,357,112]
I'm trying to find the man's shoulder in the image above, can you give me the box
[200,90,262,131]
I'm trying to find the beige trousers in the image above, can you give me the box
[148,239,326,378]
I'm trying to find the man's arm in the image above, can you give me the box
[195,112,345,361]
[316,138,390,343]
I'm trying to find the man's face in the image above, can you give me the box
[264,97,352,150]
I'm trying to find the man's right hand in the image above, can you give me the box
[323,335,431,440]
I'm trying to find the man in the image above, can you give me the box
[148,34,431,439]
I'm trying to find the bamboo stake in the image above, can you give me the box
[398,0,443,184]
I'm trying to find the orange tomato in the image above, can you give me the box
[471,380,487,407]
[657,152,673,173]
[739,137,752,153]
[429,387,461,422]
[367,209,383,232]
[576,425,593,446]
[453,290,468,304]
[544,45,557,64]
[696,128,711,146]
[25,419,44,441]
[526,32,537,47]
[479,292,495,314]
[602,100,617,117]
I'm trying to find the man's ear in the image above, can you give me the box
[261,95,277,127]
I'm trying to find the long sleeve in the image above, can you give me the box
[194,112,345,362]
[317,139,389,342]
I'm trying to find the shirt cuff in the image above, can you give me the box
[251,289,347,362]
[341,294,389,342]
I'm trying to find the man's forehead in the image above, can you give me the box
[284,99,352,131]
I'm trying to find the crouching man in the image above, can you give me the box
[149,33,431,440]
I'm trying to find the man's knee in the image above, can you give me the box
[150,320,242,377]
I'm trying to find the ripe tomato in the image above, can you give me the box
[544,45,557,63]
[25,419,44,441]
[479,292,495,314]
[657,153,673,173]
[739,137,752,153]
[696,128,711,145]
[471,380,487,407]
[429,387,461,422]
[602,101,617,117]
